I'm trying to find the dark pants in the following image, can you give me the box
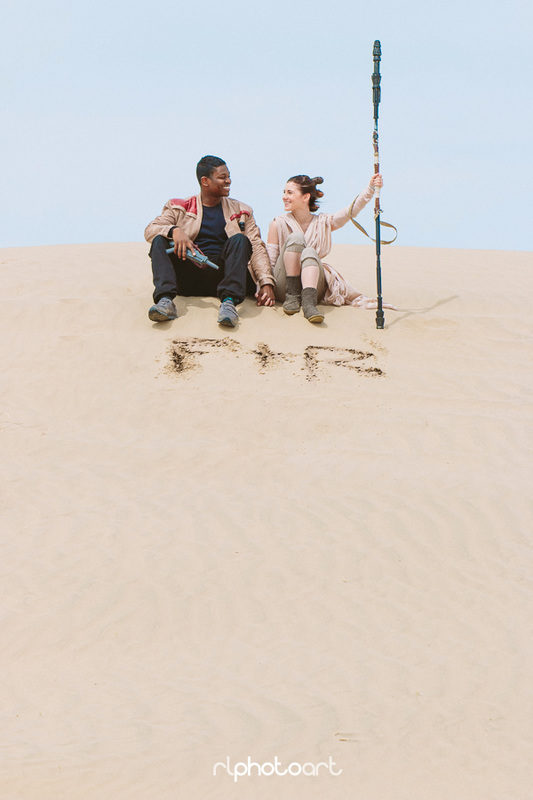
[149,234,255,304]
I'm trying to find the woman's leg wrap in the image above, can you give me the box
[274,232,306,301]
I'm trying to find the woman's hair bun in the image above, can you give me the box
[312,177,324,197]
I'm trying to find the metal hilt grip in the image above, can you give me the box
[372,40,381,118]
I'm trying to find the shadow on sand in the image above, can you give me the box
[385,295,459,328]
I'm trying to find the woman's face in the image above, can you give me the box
[283,181,311,213]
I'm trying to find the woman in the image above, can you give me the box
[267,173,384,323]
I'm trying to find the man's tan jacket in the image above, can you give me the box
[144,195,274,287]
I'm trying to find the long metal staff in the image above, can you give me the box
[372,40,384,329]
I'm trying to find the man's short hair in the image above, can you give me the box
[196,155,226,184]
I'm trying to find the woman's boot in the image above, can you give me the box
[302,287,324,323]
[283,275,302,315]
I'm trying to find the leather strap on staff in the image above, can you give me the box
[348,196,398,244]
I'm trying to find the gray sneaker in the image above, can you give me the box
[217,298,239,328]
[148,297,178,322]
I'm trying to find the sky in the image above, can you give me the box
[1,0,532,251]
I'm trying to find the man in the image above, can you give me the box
[144,155,275,327]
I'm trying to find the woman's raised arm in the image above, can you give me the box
[330,174,383,231]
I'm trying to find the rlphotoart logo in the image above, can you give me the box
[213,756,343,783]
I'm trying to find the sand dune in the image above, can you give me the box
[1,241,532,799]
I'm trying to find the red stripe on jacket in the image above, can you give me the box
[170,197,198,214]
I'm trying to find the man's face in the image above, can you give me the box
[202,164,231,197]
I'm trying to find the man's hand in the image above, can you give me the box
[370,173,383,189]
[172,228,196,260]
[255,284,275,307]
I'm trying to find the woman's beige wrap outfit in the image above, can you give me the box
[268,182,391,308]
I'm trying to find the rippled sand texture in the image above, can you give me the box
[1,243,532,799]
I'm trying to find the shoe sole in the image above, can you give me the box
[306,314,324,324]
[148,309,177,322]
[218,317,237,327]
[283,307,300,316]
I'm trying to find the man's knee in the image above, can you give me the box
[285,232,306,253]
[149,234,170,258]
[228,232,250,245]
[226,232,252,255]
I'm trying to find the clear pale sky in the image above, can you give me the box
[2,0,531,250]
